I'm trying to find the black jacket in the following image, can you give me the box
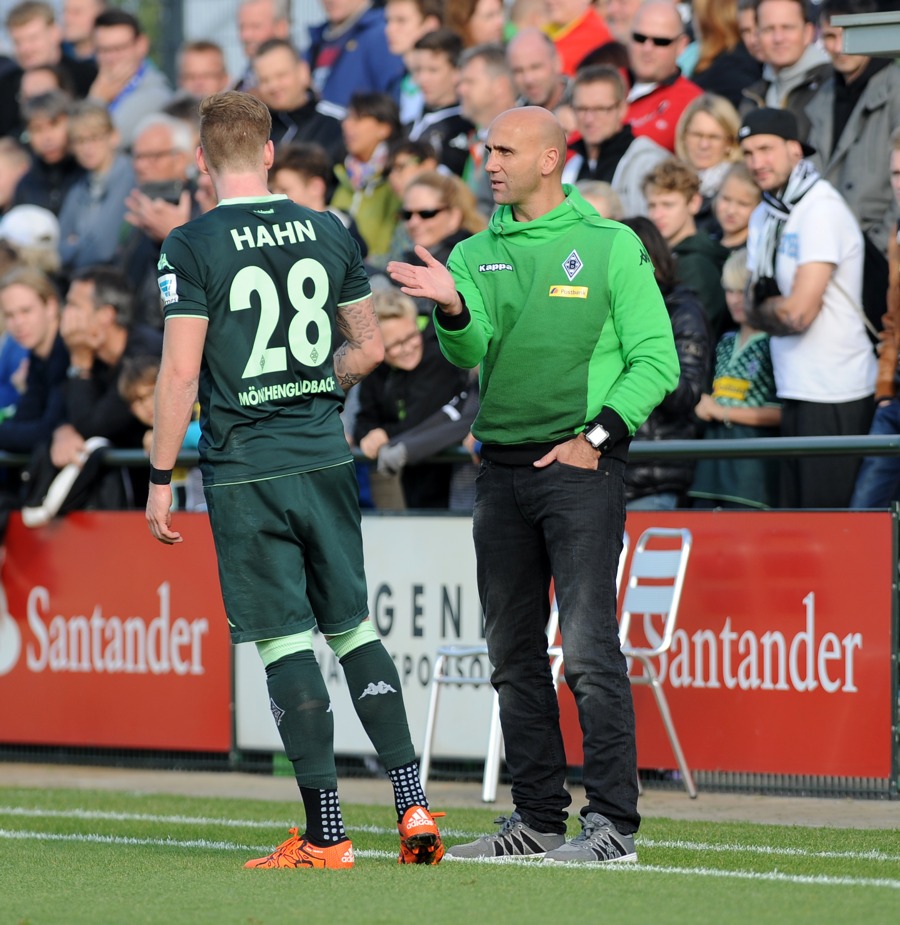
[354,322,469,508]
[625,284,713,503]
[0,333,68,453]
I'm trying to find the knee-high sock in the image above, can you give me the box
[264,649,337,789]
[334,638,416,771]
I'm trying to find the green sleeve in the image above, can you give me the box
[433,243,493,369]
[602,230,681,433]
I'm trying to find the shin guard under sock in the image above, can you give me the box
[264,650,337,789]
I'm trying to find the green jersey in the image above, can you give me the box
[158,194,370,485]
[436,186,679,447]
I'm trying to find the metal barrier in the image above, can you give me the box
[1,433,899,473]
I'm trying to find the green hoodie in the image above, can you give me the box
[435,186,679,449]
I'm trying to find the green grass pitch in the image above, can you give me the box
[0,786,898,925]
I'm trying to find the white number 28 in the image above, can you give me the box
[229,259,331,378]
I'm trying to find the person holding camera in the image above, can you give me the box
[117,113,199,331]
[741,107,876,508]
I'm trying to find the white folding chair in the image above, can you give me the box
[420,532,630,803]
[618,527,697,798]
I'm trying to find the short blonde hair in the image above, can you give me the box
[372,287,417,322]
[575,180,624,220]
[199,91,271,173]
[721,247,750,291]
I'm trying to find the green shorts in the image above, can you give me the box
[204,462,369,644]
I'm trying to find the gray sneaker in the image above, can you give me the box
[542,813,637,864]
[445,812,565,860]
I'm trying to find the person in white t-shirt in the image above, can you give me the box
[741,107,876,508]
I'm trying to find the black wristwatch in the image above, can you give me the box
[583,422,611,452]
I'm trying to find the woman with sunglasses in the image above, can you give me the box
[398,171,486,269]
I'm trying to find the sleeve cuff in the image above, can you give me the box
[434,294,471,331]
[594,408,630,448]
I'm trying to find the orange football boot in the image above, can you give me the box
[397,806,446,865]
[244,828,355,869]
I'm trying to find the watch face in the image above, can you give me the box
[586,424,609,448]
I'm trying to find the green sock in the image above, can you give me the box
[264,650,337,788]
[338,640,415,770]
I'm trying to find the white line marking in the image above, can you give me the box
[0,828,394,860]
[639,837,900,864]
[2,806,897,865]
[2,828,896,889]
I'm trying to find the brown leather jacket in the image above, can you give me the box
[876,223,900,401]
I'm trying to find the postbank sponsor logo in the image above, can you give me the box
[549,285,588,299]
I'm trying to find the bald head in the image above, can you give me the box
[491,106,567,171]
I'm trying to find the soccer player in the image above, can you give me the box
[145,91,444,870]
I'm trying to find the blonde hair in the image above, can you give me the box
[372,287,417,322]
[0,265,59,304]
[716,161,761,202]
[721,247,750,291]
[575,180,624,220]
[403,170,487,234]
[199,91,271,173]
[675,93,742,165]
[68,100,115,138]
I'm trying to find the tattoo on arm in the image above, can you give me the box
[333,297,381,388]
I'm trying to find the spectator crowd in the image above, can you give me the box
[0,0,899,522]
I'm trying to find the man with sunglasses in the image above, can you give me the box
[624,0,701,152]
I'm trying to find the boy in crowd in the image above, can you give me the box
[644,157,729,337]
[407,29,473,176]
[385,0,442,124]
[269,142,368,258]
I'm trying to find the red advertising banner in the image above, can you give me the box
[0,512,232,751]
[559,511,896,779]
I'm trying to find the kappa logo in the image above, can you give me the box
[562,249,583,281]
[358,680,397,699]
[478,263,513,272]
[157,253,174,272]
[253,208,275,214]
[269,697,285,726]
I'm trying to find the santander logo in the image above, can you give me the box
[0,581,208,678]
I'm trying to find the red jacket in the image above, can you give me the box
[625,71,702,152]
[549,8,612,77]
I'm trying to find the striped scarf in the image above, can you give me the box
[754,159,820,281]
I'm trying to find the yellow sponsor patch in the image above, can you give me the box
[548,285,588,298]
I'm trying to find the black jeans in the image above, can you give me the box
[473,457,640,835]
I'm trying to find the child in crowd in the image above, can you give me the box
[270,142,368,258]
[691,249,782,509]
[644,157,729,337]
[331,92,403,257]
[576,179,624,220]
[384,0,443,124]
[713,162,761,253]
[118,355,204,512]
[407,28,473,176]
[15,91,83,216]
